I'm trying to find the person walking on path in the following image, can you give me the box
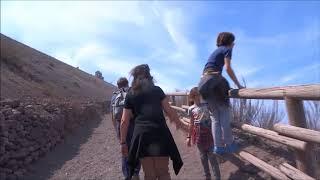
[187,87,221,180]
[111,77,141,180]
[120,64,183,180]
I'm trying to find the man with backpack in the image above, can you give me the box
[111,77,140,180]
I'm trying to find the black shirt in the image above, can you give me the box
[124,85,183,177]
[125,86,166,130]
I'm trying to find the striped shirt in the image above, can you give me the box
[188,103,213,149]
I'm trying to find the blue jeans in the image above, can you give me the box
[208,104,233,147]
[115,120,121,139]
[198,74,230,106]
[122,156,141,179]
[198,74,233,147]
[115,120,140,179]
[197,144,221,180]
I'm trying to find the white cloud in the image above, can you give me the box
[100,60,137,77]
[150,4,198,67]
[53,42,138,78]
[152,69,183,92]
[53,52,76,67]
[233,65,262,79]
[162,11,197,64]
[1,1,148,51]
[207,19,320,88]
[73,43,111,64]
[280,63,320,84]
[237,22,320,49]
[1,1,146,29]
[4,1,317,92]
[2,1,199,91]
[52,40,189,92]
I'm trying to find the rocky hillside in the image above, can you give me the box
[0,98,105,180]
[0,33,116,101]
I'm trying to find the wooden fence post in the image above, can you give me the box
[285,97,314,176]
[172,96,176,106]
[186,95,189,106]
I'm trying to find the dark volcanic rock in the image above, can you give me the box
[0,99,20,108]
[0,98,104,179]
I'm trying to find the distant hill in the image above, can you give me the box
[0,34,116,101]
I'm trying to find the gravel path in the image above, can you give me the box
[24,114,264,180]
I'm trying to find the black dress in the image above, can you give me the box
[124,86,183,178]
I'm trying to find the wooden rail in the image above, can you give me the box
[181,105,190,110]
[170,105,187,113]
[232,122,308,151]
[274,123,320,144]
[229,84,320,100]
[279,163,315,180]
[238,151,290,180]
[166,92,189,96]
[167,84,320,100]
[166,84,320,178]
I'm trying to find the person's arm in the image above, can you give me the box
[224,58,244,89]
[110,95,117,129]
[161,97,180,123]
[120,108,133,156]
[187,113,194,147]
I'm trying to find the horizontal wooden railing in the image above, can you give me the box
[166,84,320,100]
[229,84,320,100]
[273,123,320,144]
[166,84,320,179]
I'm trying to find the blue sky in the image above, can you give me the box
[1,1,319,92]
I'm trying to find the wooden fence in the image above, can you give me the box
[166,84,320,180]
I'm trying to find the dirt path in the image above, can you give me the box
[25,114,122,180]
[24,114,264,180]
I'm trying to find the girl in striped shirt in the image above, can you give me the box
[187,87,221,180]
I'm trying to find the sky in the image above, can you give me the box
[1,1,319,93]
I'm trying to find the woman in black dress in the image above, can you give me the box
[120,64,183,180]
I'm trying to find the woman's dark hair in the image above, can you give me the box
[130,64,154,94]
[117,77,129,88]
[188,87,199,106]
[216,32,235,47]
